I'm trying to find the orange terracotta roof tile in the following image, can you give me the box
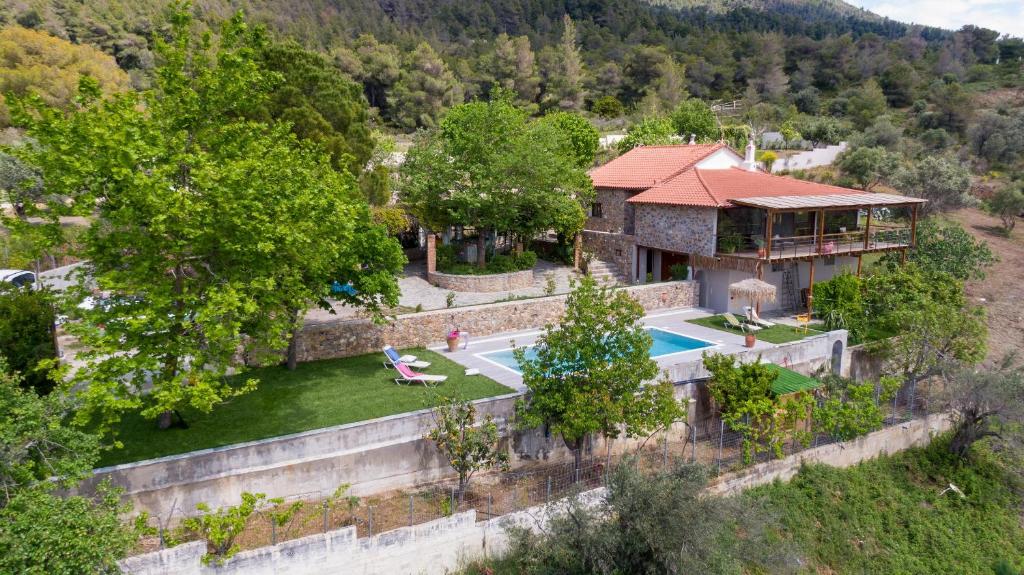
[588,144,724,190]
[628,167,871,207]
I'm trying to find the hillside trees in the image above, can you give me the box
[388,42,463,130]
[251,38,375,177]
[893,156,972,215]
[400,96,592,268]
[671,98,719,142]
[489,34,541,112]
[539,15,585,111]
[836,146,901,191]
[9,7,402,432]
[515,278,682,473]
[0,26,130,127]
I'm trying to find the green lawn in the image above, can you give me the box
[97,348,513,467]
[686,314,819,344]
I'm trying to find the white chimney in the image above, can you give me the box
[742,138,758,172]
[688,133,696,145]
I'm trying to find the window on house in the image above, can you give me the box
[590,202,603,218]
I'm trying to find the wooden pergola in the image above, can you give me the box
[724,192,927,316]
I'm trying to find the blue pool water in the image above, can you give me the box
[479,327,713,374]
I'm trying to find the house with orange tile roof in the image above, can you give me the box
[582,141,925,315]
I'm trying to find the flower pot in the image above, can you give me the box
[744,333,756,348]
[757,248,766,258]
[446,335,461,352]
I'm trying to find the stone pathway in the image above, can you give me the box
[306,260,584,323]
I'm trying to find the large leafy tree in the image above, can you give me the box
[515,277,682,473]
[9,6,402,432]
[400,96,592,267]
[880,219,995,281]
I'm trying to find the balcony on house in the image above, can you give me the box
[713,193,924,262]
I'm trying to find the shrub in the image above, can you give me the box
[590,95,624,119]
[813,271,865,341]
[0,286,56,394]
[669,263,688,280]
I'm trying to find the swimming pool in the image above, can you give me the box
[477,327,715,374]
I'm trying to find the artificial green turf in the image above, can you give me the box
[96,348,513,466]
[686,314,818,344]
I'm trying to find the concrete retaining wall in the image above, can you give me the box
[295,280,699,362]
[427,269,535,293]
[708,412,951,495]
[121,414,947,575]
[86,325,841,522]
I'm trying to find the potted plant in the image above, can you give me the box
[446,329,462,352]
[755,238,766,258]
[744,330,756,348]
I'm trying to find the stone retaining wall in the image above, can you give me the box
[426,269,535,292]
[295,280,699,363]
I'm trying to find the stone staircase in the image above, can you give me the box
[586,258,629,285]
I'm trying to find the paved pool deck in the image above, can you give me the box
[428,307,778,391]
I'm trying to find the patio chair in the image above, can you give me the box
[723,312,760,332]
[744,306,776,328]
[393,362,447,387]
[382,346,430,369]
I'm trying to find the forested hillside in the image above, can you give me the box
[3,0,1019,131]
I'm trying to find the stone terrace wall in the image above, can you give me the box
[426,269,534,292]
[295,280,698,362]
[121,414,948,575]
[581,229,635,282]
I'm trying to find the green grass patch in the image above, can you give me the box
[686,314,816,344]
[96,349,513,467]
[750,440,1024,574]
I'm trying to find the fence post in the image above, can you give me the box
[717,419,725,474]
[892,388,899,423]
[322,501,329,533]
[271,518,277,546]
[408,495,414,527]
[368,506,374,537]
[690,424,697,463]
[158,526,165,549]
[546,476,551,503]
[450,486,457,514]
[513,485,519,511]
[487,491,492,517]
[663,436,669,470]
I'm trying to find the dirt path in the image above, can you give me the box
[948,208,1024,361]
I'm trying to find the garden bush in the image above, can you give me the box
[0,286,56,394]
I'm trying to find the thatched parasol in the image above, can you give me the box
[729,278,776,310]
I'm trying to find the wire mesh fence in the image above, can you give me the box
[135,381,939,558]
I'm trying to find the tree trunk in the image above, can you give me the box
[286,308,301,371]
[458,475,468,503]
[564,435,584,481]
[477,233,486,269]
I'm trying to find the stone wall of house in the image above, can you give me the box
[581,229,635,282]
[426,269,535,293]
[295,280,699,362]
[634,204,717,256]
[585,188,633,234]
